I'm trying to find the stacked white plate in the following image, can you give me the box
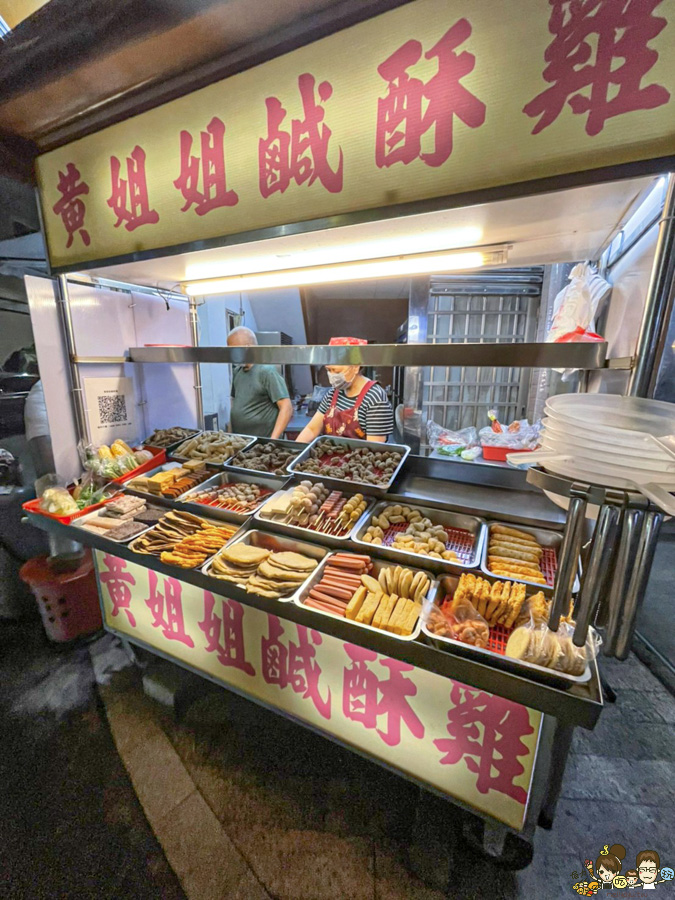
[507,395,675,516]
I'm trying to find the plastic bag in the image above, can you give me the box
[39,486,79,516]
[505,614,601,676]
[479,420,541,450]
[424,593,490,648]
[546,262,611,378]
[426,421,478,457]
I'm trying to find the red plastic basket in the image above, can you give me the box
[381,522,475,564]
[112,447,166,483]
[481,445,534,462]
[20,551,102,642]
[22,493,119,525]
[440,593,512,655]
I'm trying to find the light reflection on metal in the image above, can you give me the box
[128,341,608,369]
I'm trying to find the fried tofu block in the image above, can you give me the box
[400,601,422,636]
[372,594,390,629]
[392,600,414,635]
[386,596,409,633]
[377,594,398,631]
[346,585,368,620]
[356,592,381,625]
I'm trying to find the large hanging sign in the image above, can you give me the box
[37,0,675,271]
[95,551,542,830]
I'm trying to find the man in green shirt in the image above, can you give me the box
[227,327,293,438]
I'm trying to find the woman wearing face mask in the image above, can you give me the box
[296,337,394,444]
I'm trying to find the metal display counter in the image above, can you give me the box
[24,456,601,721]
[23,452,605,866]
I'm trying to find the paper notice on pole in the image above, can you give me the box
[84,377,136,445]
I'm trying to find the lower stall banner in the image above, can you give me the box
[95,551,542,830]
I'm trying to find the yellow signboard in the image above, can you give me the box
[0,0,50,29]
[95,551,542,830]
[37,0,675,270]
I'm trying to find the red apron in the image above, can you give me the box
[324,380,375,439]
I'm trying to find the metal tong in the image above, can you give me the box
[603,506,663,659]
[572,500,622,647]
[548,484,588,632]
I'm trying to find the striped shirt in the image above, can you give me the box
[318,383,394,438]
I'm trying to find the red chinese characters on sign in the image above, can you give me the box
[199,591,254,676]
[145,570,194,648]
[174,116,239,216]
[342,644,424,747]
[261,615,331,718]
[375,19,486,169]
[524,0,671,137]
[259,73,344,197]
[107,146,159,231]
[52,163,91,249]
[434,683,534,803]
[99,555,136,627]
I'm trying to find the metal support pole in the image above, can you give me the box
[627,173,675,398]
[188,297,204,429]
[401,276,430,454]
[56,274,90,444]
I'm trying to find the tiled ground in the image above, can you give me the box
[98,643,675,900]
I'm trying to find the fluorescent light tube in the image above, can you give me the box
[184,246,508,296]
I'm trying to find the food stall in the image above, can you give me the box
[22,0,675,869]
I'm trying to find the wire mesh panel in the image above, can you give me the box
[422,275,541,436]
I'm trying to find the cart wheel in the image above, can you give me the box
[461,816,533,870]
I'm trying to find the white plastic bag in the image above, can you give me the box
[546,263,611,379]
[426,421,478,457]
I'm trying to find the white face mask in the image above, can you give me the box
[327,371,352,390]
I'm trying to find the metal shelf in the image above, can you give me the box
[128,341,609,369]
[24,511,603,728]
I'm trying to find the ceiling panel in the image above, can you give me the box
[87,176,658,290]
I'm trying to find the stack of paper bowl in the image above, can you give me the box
[507,395,675,516]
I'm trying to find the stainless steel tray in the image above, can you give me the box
[73,505,156,544]
[254,488,376,547]
[128,514,244,568]
[223,437,306,477]
[481,520,579,592]
[169,432,257,468]
[202,528,329,603]
[142,428,201,454]
[178,471,289,524]
[122,461,209,508]
[421,573,591,688]
[294,552,436,641]
[352,499,486,573]
[286,435,411,496]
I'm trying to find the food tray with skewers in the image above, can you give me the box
[353,500,486,573]
[177,470,288,524]
[421,572,593,687]
[254,480,375,547]
[295,551,436,641]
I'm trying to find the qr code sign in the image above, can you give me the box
[98,394,128,425]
